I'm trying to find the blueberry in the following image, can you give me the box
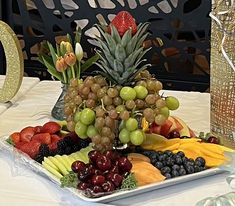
[171,170,180,177]
[161,166,171,174]
[157,151,163,156]
[176,151,185,158]
[172,164,180,171]
[175,156,183,165]
[195,157,206,167]
[182,156,189,164]
[135,146,144,153]
[159,154,168,162]
[164,150,173,157]
[179,168,187,176]
[150,152,159,164]
[194,165,201,173]
[185,165,195,174]
[154,161,164,170]
[164,173,172,179]
[165,157,175,167]
[142,150,155,158]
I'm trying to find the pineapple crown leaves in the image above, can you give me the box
[94,22,151,85]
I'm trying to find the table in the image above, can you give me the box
[0,80,233,206]
[0,75,40,114]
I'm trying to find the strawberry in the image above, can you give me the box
[48,134,61,151]
[10,132,20,144]
[17,140,41,158]
[31,133,51,144]
[34,126,43,134]
[20,126,35,142]
[15,141,26,149]
[41,121,61,134]
[108,11,137,36]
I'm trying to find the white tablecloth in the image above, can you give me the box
[0,75,40,115]
[0,80,233,206]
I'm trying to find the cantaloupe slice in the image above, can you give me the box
[131,161,165,186]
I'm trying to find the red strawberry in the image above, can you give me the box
[20,126,35,142]
[41,121,61,134]
[34,126,43,134]
[10,132,20,144]
[31,133,51,144]
[108,11,137,36]
[48,134,61,151]
[15,141,26,149]
[17,141,41,158]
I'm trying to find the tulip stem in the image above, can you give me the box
[71,65,76,79]
[62,71,67,84]
[78,61,81,79]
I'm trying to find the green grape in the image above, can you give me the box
[159,106,170,118]
[119,120,126,130]
[154,114,167,126]
[126,117,138,131]
[134,85,148,99]
[165,96,180,110]
[73,110,81,123]
[75,121,88,139]
[120,86,136,101]
[116,105,126,113]
[130,130,145,145]
[86,125,98,138]
[80,108,95,125]
[119,128,130,144]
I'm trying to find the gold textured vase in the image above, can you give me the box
[210,1,235,148]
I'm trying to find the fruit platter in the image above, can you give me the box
[1,11,234,203]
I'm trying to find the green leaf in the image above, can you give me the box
[75,27,82,44]
[103,49,115,69]
[135,48,151,65]
[47,41,58,65]
[42,56,63,82]
[81,53,99,72]
[115,44,126,62]
[110,24,121,43]
[135,32,149,50]
[136,22,150,39]
[104,33,116,56]
[113,59,124,74]
[126,34,138,56]
[6,137,14,145]
[56,44,61,57]
[121,29,132,47]
[66,33,73,45]
[124,47,143,69]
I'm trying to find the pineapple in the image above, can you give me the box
[94,11,151,85]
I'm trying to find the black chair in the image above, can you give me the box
[0,0,211,91]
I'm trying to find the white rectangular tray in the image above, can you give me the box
[0,136,224,203]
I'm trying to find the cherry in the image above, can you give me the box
[102,180,115,192]
[207,136,219,144]
[96,155,112,171]
[103,150,120,162]
[110,165,119,174]
[77,182,91,190]
[71,161,86,173]
[167,130,180,139]
[106,173,123,187]
[91,175,106,186]
[118,157,132,173]
[92,185,104,193]
[77,166,92,181]
[88,150,102,164]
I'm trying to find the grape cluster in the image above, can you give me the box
[64,70,179,151]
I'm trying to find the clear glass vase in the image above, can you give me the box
[51,84,68,121]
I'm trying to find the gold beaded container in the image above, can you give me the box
[210,0,235,148]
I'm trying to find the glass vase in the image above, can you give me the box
[51,83,68,121]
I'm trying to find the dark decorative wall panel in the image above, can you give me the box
[1,0,211,91]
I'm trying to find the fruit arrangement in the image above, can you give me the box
[63,11,180,152]
[5,11,235,199]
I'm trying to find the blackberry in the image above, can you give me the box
[78,138,90,149]
[34,154,44,163]
[38,144,50,157]
[57,140,68,155]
